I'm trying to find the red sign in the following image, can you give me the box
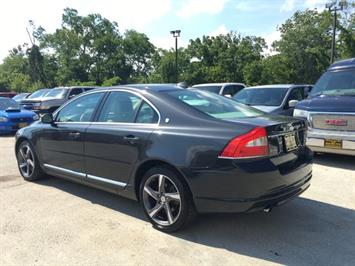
[325,119,348,126]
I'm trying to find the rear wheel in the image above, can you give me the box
[16,141,45,181]
[139,166,196,232]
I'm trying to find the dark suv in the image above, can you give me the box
[294,58,355,156]
[21,86,96,114]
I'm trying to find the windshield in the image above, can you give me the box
[13,93,28,101]
[0,98,20,110]
[192,86,222,94]
[44,88,67,98]
[28,89,50,99]
[234,87,289,106]
[165,89,264,119]
[310,69,355,96]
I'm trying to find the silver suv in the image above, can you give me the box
[21,86,97,114]
[191,83,246,97]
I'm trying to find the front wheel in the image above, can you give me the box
[16,141,45,181]
[139,166,196,232]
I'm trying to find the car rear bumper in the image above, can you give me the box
[187,146,313,213]
[307,128,355,156]
[194,173,311,213]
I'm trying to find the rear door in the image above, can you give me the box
[84,90,159,188]
[39,92,104,176]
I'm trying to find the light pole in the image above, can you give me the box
[170,30,181,83]
[326,0,346,63]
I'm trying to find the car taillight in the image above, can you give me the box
[219,127,269,158]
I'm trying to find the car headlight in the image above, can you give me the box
[0,116,8,122]
[293,109,309,119]
[33,114,39,121]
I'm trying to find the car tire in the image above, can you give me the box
[16,141,45,181]
[139,166,196,232]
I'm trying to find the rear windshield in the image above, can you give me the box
[0,98,20,110]
[192,86,222,94]
[234,87,289,106]
[310,69,355,96]
[165,89,263,119]
[28,89,50,99]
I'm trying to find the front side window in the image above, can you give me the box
[165,89,263,119]
[223,85,244,96]
[310,69,355,97]
[44,88,67,99]
[56,92,104,122]
[69,88,84,98]
[98,91,142,123]
[234,87,289,106]
[288,88,304,101]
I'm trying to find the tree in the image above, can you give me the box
[272,10,333,84]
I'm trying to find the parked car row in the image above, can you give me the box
[10,57,355,232]
[0,86,95,134]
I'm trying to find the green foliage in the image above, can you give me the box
[0,6,354,92]
[102,76,121,86]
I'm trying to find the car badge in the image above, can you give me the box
[325,119,348,126]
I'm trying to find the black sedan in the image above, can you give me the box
[15,85,312,232]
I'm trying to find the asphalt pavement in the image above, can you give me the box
[1,136,355,265]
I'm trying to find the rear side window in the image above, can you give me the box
[98,91,142,123]
[165,90,263,119]
[136,102,159,123]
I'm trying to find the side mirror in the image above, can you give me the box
[288,99,299,108]
[41,113,54,124]
[68,94,76,99]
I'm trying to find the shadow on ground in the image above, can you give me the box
[313,153,355,171]
[37,176,355,265]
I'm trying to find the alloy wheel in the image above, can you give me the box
[142,174,182,226]
[18,145,35,178]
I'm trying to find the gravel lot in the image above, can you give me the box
[1,136,355,265]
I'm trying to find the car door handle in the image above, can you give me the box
[68,132,81,139]
[123,135,140,142]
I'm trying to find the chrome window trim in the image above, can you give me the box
[43,164,127,188]
[53,88,161,125]
[87,174,126,188]
[43,164,86,178]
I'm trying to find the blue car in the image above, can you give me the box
[0,97,39,134]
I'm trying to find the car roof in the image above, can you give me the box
[192,83,245,87]
[328,58,355,71]
[115,84,184,92]
[244,84,311,89]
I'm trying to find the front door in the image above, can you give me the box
[39,92,104,177]
[84,91,159,187]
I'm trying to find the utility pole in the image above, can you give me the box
[326,1,346,63]
[170,30,181,83]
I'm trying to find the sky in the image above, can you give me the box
[0,0,329,62]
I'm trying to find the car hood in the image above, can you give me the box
[251,105,280,113]
[0,109,36,118]
[296,95,355,112]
